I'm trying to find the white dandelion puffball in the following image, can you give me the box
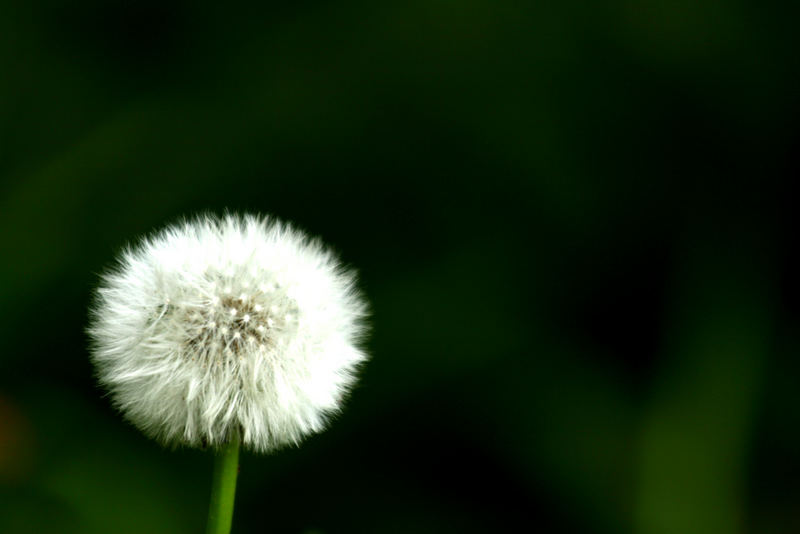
[89,214,368,452]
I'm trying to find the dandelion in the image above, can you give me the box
[88,213,368,533]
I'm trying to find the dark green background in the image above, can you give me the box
[1,1,798,533]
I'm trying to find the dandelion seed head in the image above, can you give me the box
[88,214,368,452]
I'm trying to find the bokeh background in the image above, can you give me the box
[1,1,798,533]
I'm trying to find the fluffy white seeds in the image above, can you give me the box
[88,214,368,452]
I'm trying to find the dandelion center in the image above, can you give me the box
[174,274,299,366]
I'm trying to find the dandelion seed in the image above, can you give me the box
[88,213,369,452]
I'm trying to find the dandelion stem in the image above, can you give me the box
[206,433,241,534]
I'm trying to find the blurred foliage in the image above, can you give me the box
[1,0,799,533]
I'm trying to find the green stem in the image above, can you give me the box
[206,433,241,534]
